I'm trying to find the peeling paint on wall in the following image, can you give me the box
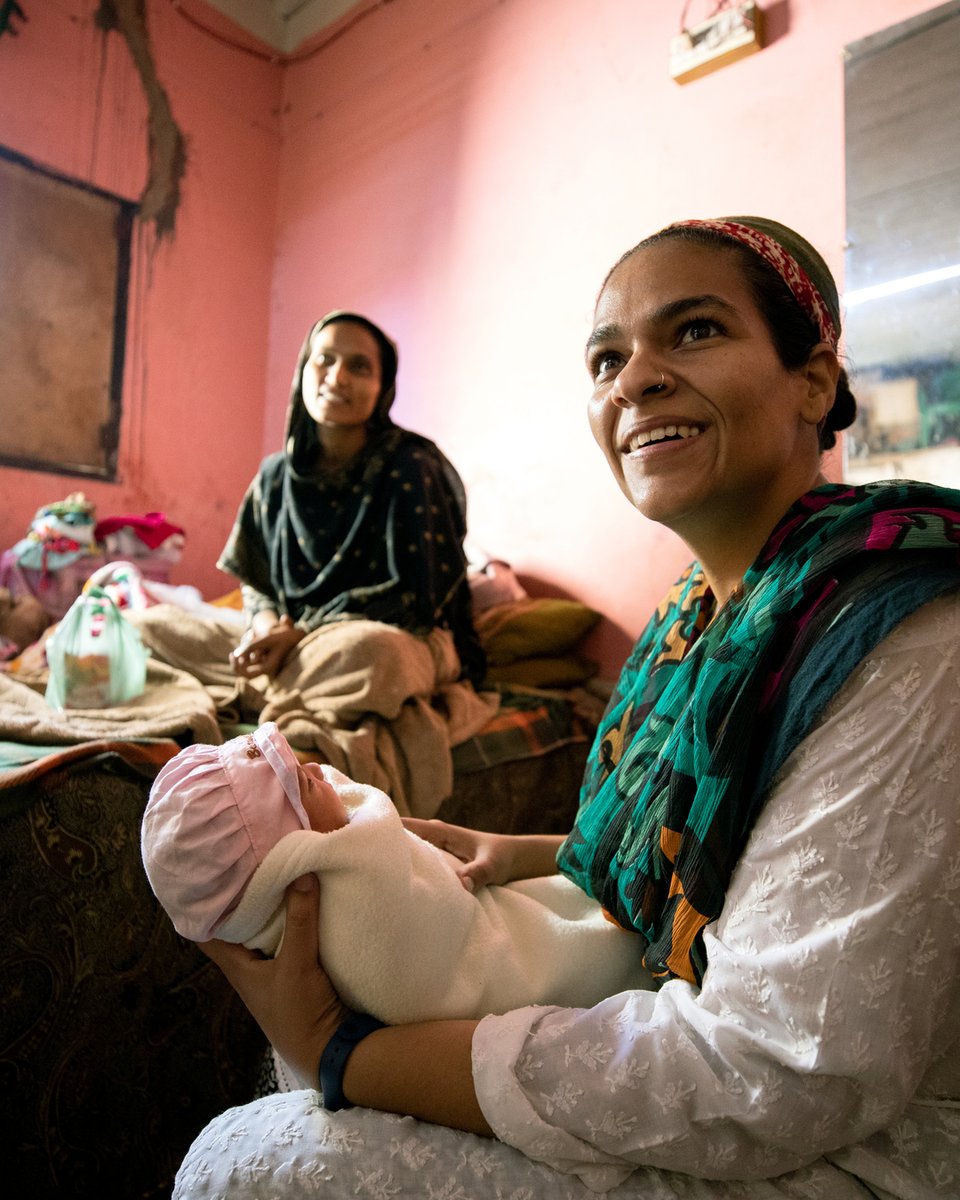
[95,0,186,237]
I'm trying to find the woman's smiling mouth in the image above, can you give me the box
[622,423,705,452]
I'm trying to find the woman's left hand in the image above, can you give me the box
[402,818,563,891]
[199,874,350,1089]
[231,616,305,680]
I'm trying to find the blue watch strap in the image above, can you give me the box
[319,1012,386,1111]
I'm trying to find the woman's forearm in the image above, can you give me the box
[401,823,566,889]
[508,834,565,880]
[344,1020,491,1136]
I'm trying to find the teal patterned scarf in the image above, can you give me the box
[558,481,960,986]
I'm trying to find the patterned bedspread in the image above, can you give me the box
[451,685,595,773]
[0,685,596,798]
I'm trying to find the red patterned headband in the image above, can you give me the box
[670,219,840,350]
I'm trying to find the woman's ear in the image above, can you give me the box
[800,343,841,427]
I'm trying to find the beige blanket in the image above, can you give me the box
[127,606,499,818]
[0,657,220,745]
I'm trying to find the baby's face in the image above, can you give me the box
[296,763,348,833]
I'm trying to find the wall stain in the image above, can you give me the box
[95,0,186,238]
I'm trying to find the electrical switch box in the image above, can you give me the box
[669,2,765,84]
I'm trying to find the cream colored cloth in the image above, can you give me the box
[128,606,499,817]
[215,770,652,1025]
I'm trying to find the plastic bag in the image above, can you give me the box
[45,586,149,710]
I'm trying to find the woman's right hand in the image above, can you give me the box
[401,818,564,891]
[203,871,492,1136]
[199,874,351,1090]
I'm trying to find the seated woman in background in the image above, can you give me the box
[132,312,493,816]
[221,311,484,688]
[176,218,960,1199]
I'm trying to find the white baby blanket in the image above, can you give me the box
[216,770,652,1024]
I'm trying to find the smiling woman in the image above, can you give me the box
[218,310,485,688]
[298,320,386,461]
[177,219,960,1200]
[585,219,848,605]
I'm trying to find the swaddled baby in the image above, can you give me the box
[142,723,651,1025]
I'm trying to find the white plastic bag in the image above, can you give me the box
[45,586,149,710]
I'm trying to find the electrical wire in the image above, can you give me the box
[678,0,732,34]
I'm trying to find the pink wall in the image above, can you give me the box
[267,0,938,673]
[0,0,938,675]
[0,0,282,600]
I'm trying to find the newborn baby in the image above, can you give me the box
[142,723,651,1025]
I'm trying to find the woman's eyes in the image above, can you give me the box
[677,317,725,344]
[590,350,624,380]
[314,353,373,375]
[589,316,727,379]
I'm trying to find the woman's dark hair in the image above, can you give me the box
[618,226,857,451]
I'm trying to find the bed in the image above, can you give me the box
[0,579,605,1197]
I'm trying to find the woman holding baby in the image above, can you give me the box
[176,217,960,1197]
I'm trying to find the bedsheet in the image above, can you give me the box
[0,752,265,1199]
[0,654,220,745]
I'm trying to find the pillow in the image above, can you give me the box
[485,655,597,688]
[476,598,600,666]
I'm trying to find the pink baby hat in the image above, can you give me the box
[142,722,309,941]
